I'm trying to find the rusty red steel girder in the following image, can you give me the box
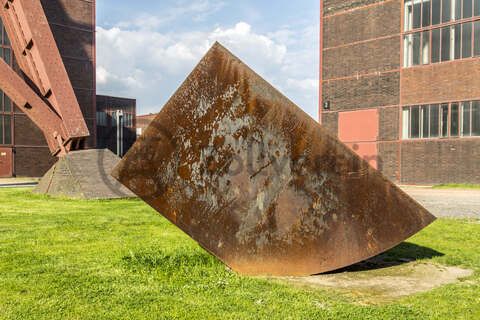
[112,43,436,276]
[0,0,89,156]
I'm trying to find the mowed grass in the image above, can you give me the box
[0,188,479,320]
[433,184,480,190]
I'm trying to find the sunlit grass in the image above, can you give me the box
[433,184,480,190]
[0,188,478,319]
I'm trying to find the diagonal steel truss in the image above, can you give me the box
[0,0,89,156]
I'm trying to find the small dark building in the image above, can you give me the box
[96,95,136,157]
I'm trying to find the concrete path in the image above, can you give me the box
[0,178,39,188]
[401,186,480,219]
[0,178,478,219]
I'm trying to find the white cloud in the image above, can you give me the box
[117,0,225,30]
[96,20,319,118]
[286,78,318,92]
[209,22,287,66]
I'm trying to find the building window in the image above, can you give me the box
[451,103,460,136]
[430,104,440,136]
[433,0,441,24]
[432,28,441,62]
[1,20,10,46]
[1,19,12,65]
[124,113,133,128]
[106,112,134,128]
[442,0,451,22]
[462,101,472,135]
[475,21,480,55]
[462,100,480,135]
[402,100,480,139]
[0,90,12,145]
[0,115,12,145]
[96,111,107,126]
[1,20,14,146]
[1,47,11,64]
[403,0,480,67]
[440,26,451,61]
[441,104,449,136]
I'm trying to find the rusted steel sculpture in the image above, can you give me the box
[0,0,89,156]
[112,43,436,276]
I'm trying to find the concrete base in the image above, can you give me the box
[34,149,135,199]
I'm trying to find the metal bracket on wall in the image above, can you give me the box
[0,0,89,156]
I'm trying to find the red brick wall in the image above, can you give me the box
[15,147,56,177]
[321,0,402,115]
[378,142,399,181]
[379,106,399,141]
[398,15,480,184]
[323,0,401,48]
[321,0,480,184]
[321,1,402,181]
[323,36,400,79]
[323,0,388,16]
[401,59,480,105]
[42,0,96,148]
[322,73,400,111]
[401,140,480,184]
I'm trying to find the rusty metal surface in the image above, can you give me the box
[112,43,436,276]
[0,0,89,155]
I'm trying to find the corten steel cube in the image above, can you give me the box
[112,43,436,276]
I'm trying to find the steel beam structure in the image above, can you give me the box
[0,0,89,156]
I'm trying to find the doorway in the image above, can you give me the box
[0,147,13,178]
[338,109,379,169]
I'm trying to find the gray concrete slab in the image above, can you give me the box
[401,186,480,219]
[0,178,39,188]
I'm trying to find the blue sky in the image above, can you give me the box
[96,0,319,119]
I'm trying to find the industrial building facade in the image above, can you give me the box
[0,0,95,177]
[320,0,480,184]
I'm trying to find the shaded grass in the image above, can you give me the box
[0,188,479,319]
[433,183,480,190]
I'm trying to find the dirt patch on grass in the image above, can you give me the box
[278,262,473,302]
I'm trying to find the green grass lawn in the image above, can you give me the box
[432,184,480,190]
[0,188,479,320]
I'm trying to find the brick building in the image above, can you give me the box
[136,113,157,137]
[0,1,136,178]
[96,95,136,157]
[0,0,95,177]
[320,0,480,184]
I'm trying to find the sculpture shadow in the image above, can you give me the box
[324,242,444,274]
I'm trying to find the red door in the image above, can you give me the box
[338,109,379,169]
[0,148,13,178]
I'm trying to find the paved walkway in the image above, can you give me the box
[0,178,39,188]
[0,178,478,218]
[401,186,480,219]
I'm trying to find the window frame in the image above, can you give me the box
[0,21,14,146]
[402,100,480,140]
[403,0,480,68]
